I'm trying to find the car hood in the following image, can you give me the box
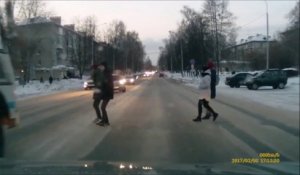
[0,160,298,175]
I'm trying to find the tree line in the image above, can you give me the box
[158,0,237,72]
[159,0,299,72]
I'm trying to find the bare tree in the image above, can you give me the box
[202,0,237,72]
[287,1,299,30]
[15,0,53,20]
[71,16,98,78]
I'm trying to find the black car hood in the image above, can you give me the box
[0,160,298,175]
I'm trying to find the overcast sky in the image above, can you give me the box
[46,0,298,65]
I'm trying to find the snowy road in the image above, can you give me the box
[5,77,299,165]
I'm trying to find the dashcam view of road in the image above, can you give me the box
[0,0,299,175]
[6,76,299,163]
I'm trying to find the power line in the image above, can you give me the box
[239,14,265,29]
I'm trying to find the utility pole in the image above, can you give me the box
[265,0,270,69]
[180,39,183,74]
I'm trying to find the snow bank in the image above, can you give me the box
[15,78,85,99]
[166,72,299,112]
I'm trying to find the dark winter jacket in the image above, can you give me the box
[92,69,104,88]
[101,69,114,100]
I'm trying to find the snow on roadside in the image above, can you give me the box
[15,78,86,100]
[165,71,299,112]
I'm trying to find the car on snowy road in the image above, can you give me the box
[113,75,126,92]
[125,75,136,85]
[225,72,253,88]
[83,79,95,90]
[245,69,288,90]
[282,68,299,77]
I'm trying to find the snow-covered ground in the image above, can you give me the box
[165,72,299,112]
[15,78,87,100]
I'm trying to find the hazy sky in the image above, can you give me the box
[45,0,297,65]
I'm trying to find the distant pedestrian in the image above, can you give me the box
[92,62,114,126]
[49,76,53,84]
[193,66,218,122]
[40,77,44,83]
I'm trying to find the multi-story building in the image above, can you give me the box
[221,34,275,71]
[13,16,104,80]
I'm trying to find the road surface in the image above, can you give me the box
[5,76,299,165]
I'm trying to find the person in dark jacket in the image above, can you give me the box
[207,59,217,99]
[92,62,114,126]
[49,76,53,84]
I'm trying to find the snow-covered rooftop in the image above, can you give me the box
[52,65,75,70]
[17,17,51,26]
[238,34,273,45]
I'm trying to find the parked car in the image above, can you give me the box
[282,68,299,77]
[159,72,164,77]
[245,69,288,90]
[225,72,253,88]
[83,79,95,90]
[125,75,136,85]
[113,75,126,92]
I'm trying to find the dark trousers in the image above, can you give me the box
[93,98,110,123]
[198,99,216,117]
[210,84,216,99]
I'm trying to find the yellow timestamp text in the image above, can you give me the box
[232,153,281,164]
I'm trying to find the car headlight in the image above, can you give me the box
[119,79,126,85]
[83,82,88,88]
[130,78,134,83]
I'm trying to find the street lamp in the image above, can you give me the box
[265,0,270,69]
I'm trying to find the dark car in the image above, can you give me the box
[245,69,288,90]
[225,72,253,88]
[113,74,126,92]
[282,68,299,77]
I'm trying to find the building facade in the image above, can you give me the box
[222,34,275,71]
[13,16,105,80]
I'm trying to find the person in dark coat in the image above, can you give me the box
[92,62,113,126]
[207,59,217,99]
[49,76,53,84]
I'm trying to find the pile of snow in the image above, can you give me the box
[15,78,85,99]
[166,71,299,112]
[52,65,75,70]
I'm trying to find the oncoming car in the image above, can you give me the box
[84,75,127,93]
[83,79,95,90]
[113,74,126,92]
[125,75,136,85]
